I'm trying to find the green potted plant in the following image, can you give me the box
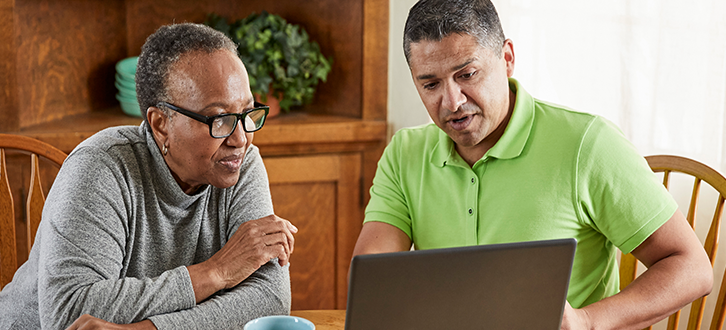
[205,12,332,116]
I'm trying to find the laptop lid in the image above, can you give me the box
[345,238,577,330]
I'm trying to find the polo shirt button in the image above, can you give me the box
[471,177,475,183]
[468,208,473,215]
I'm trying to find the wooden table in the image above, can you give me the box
[290,310,345,330]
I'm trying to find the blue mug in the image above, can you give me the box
[244,315,315,330]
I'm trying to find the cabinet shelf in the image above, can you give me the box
[11,106,387,155]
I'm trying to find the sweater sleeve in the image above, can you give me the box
[37,147,197,329]
[148,145,291,329]
[148,262,290,329]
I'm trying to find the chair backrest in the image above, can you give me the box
[619,155,726,330]
[0,134,66,289]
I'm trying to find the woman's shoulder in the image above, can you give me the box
[63,124,151,175]
[73,125,146,153]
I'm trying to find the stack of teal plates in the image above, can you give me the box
[115,57,141,117]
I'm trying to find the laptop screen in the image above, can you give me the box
[345,238,576,330]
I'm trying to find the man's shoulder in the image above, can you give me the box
[530,98,606,137]
[379,123,445,170]
[390,123,442,147]
[533,98,598,121]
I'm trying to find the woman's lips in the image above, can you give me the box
[448,115,473,131]
[219,155,243,171]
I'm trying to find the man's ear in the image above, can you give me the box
[147,106,169,145]
[502,39,515,77]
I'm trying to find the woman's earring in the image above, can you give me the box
[162,144,168,156]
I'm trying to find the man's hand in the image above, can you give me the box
[560,301,591,330]
[65,315,157,330]
[188,214,298,302]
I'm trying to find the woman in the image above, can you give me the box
[0,23,297,329]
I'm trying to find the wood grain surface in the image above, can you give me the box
[290,310,346,330]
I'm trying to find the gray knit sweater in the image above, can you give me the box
[0,124,291,329]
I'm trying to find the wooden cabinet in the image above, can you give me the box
[266,153,362,309]
[0,0,388,310]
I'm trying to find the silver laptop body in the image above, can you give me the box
[345,238,577,330]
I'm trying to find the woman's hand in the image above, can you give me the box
[210,214,298,287]
[187,214,298,302]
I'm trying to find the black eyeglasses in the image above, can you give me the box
[157,101,269,138]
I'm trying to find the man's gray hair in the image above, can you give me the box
[403,0,506,64]
[136,23,238,119]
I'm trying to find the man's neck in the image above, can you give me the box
[455,88,516,167]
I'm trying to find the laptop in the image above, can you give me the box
[344,238,577,330]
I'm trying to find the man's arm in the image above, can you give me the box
[352,221,412,256]
[562,210,713,330]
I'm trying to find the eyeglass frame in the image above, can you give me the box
[156,101,270,138]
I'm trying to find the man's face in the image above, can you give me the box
[409,33,515,157]
[162,50,255,193]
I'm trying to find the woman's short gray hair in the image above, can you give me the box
[403,0,506,64]
[136,23,238,119]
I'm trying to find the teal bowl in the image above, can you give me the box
[244,316,315,330]
[115,92,137,104]
[116,56,138,80]
[115,73,135,90]
[115,81,136,99]
[115,93,142,118]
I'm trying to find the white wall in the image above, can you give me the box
[387,0,430,138]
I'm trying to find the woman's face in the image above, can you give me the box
[156,50,256,193]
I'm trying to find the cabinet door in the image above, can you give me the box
[264,153,362,310]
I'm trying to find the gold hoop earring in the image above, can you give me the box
[162,144,168,156]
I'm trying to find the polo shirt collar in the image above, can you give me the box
[430,78,535,167]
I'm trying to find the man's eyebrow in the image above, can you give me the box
[415,58,476,81]
[416,73,436,81]
[452,58,475,72]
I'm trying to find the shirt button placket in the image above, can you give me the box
[469,176,477,216]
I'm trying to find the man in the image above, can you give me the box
[353,0,712,329]
[0,23,296,329]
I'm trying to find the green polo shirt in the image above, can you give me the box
[365,78,677,307]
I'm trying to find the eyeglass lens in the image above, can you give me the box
[210,108,266,137]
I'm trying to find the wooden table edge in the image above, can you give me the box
[290,310,346,330]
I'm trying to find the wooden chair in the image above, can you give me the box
[0,134,67,289]
[619,155,726,330]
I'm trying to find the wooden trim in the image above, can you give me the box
[15,110,387,155]
[255,119,387,146]
[0,0,19,132]
[0,149,17,289]
[26,154,45,252]
[336,153,362,308]
[362,0,389,121]
[266,155,341,184]
[646,155,726,193]
[0,134,68,165]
